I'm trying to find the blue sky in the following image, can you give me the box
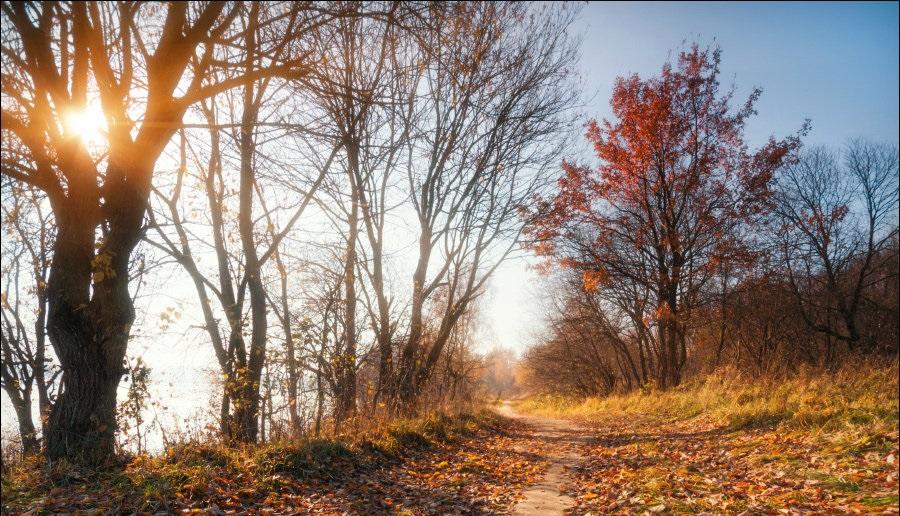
[572,1,899,149]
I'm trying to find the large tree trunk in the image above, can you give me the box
[44,330,124,464]
[45,165,144,464]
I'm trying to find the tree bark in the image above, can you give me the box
[45,162,144,464]
[336,156,359,423]
[5,386,38,456]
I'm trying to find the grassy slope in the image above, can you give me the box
[519,362,900,513]
[522,363,899,445]
[1,411,547,514]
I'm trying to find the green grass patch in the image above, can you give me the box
[861,494,900,508]
[806,471,863,493]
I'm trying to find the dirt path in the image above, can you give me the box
[496,401,592,515]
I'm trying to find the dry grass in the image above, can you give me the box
[521,361,900,513]
[0,410,503,513]
[520,361,899,451]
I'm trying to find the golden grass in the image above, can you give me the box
[519,361,899,448]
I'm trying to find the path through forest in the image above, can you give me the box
[496,401,592,515]
[4,399,897,514]
[496,401,900,515]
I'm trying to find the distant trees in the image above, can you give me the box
[524,273,653,396]
[481,347,520,400]
[389,2,578,411]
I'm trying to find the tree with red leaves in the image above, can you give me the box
[527,46,807,388]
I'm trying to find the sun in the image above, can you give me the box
[63,103,107,148]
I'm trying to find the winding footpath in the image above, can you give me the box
[496,401,593,515]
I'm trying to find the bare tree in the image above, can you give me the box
[304,1,418,421]
[147,84,336,444]
[775,140,899,352]
[0,184,58,455]
[0,0,327,460]
[391,2,580,411]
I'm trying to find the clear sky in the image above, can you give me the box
[480,1,900,355]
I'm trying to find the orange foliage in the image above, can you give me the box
[525,44,806,290]
[582,269,607,292]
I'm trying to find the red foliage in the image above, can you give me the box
[526,45,806,294]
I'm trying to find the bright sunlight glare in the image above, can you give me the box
[63,102,107,148]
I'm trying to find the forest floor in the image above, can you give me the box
[510,364,899,515]
[2,412,551,515]
[3,366,898,514]
[504,400,899,515]
[2,413,898,515]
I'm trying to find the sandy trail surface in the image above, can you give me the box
[496,401,592,515]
